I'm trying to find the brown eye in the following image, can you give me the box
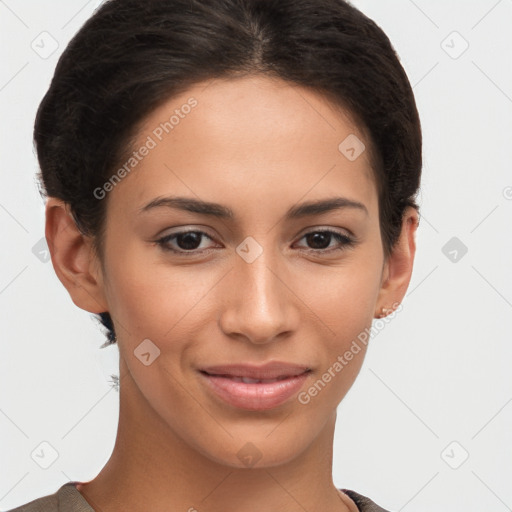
[295,230,355,253]
[156,230,218,254]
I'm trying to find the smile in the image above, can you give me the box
[198,362,312,411]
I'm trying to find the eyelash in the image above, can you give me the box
[155,229,356,256]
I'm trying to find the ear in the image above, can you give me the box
[374,206,419,318]
[45,197,109,314]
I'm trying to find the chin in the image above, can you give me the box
[192,426,313,470]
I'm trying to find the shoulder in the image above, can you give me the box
[340,488,393,512]
[5,482,93,512]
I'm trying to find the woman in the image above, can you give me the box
[9,0,421,510]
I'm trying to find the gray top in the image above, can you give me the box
[6,482,391,512]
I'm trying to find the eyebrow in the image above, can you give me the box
[139,195,368,219]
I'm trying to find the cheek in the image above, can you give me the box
[294,273,376,412]
[104,241,221,356]
[295,251,382,392]
[296,255,382,335]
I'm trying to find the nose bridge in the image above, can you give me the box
[241,249,281,312]
[219,240,298,343]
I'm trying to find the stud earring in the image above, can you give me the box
[377,307,392,319]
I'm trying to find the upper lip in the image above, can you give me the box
[200,361,311,380]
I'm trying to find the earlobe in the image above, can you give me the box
[374,207,419,318]
[45,197,109,314]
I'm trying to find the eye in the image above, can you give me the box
[155,228,357,256]
[294,229,356,254]
[155,230,219,254]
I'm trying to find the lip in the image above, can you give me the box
[200,361,310,380]
[198,362,311,411]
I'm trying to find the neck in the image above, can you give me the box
[76,359,355,512]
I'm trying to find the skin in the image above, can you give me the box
[45,75,418,512]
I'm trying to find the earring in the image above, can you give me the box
[377,307,391,319]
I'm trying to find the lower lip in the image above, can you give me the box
[199,371,310,411]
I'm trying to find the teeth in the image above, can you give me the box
[242,377,263,383]
[206,372,298,383]
[232,376,281,384]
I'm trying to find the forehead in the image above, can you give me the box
[109,75,378,219]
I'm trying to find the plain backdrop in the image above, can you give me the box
[1,1,511,511]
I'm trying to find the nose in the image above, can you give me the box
[218,244,300,345]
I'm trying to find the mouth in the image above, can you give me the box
[198,362,312,411]
[200,361,311,380]
[200,374,292,384]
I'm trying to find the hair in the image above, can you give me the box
[34,0,422,347]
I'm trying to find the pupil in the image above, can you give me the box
[307,232,331,249]
[177,232,201,250]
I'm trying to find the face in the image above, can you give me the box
[91,75,388,467]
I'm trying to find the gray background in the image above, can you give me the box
[1,0,511,510]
